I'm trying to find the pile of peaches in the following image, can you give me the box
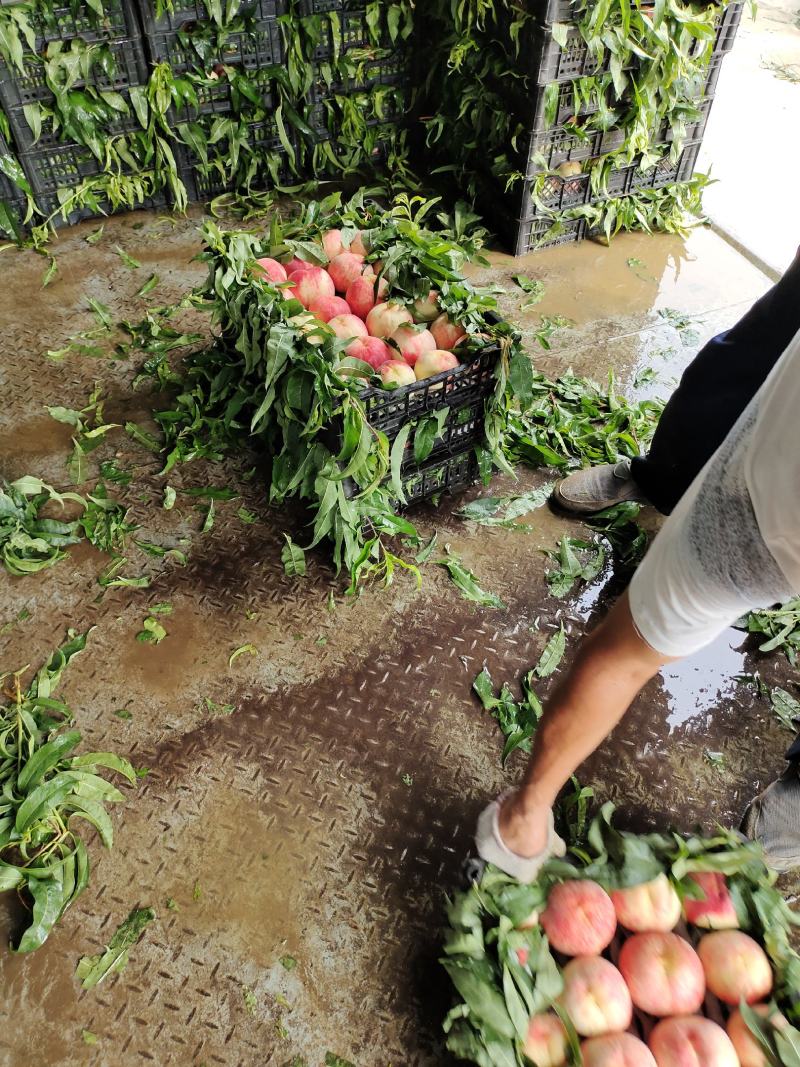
[524,872,780,1066]
[251,228,471,389]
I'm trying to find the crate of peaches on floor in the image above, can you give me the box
[443,803,800,1066]
[251,232,504,501]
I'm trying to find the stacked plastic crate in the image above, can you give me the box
[288,0,411,182]
[424,0,743,254]
[0,0,160,226]
[495,0,744,253]
[135,0,291,201]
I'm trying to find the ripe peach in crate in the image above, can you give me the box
[618,932,705,1016]
[682,872,739,929]
[559,957,633,1038]
[610,874,681,933]
[523,1013,568,1067]
[581,1032,657,1067]
[727,1004,788,1067]
[697,930,773,1005]
[648,1016,738,1067]
[541,879,617,956]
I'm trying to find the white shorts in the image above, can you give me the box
[629,386,796,659]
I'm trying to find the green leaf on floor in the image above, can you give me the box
[87,298,112,330]
[770,687,800,732]
[473,667,543,764]
[76,907,155,989]
[85,225,104,245]
[457,483,554,528]
[545,536,606,598]
[436,550,505,609]
[229,644,258,669]
[282,535,306,577]
[114,245,141,270]
[137,273,159,297]
[534,625,567,678]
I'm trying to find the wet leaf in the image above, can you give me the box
[41,257,58,288]
[229,643,258,668]
[81,1030,98,1045]
[114,245,141,270]
[436,551,506,609]
[771,687,800,732]
[534,625,566,677]
[76,907,156,988]
[511,276,545,304]
[114,709,133,720]
[280,954,297,970]
[282,535,306,577]
[237,507,258,524]
[85,225,104,245]
[163,486,176,510]
[87,298,112,330]
[242,986,257,1015]
[137,274,159,297]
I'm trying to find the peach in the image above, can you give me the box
[328,252,365,293]
[431,312,466,350]
[559,957,632,1038]
[541,880,617,957]
[697,930,773,1005]
[648,1016,738,1067]
[581,1033,657,1067]
[366,302,413,339]
[727,1004,787,1067]
[618,932,705,1016]
[283,256,314,275]
[610,875,682,933]
[322,228,343,260]
[253,256,287,283]
[682,872,739,930]
[349,231,369,257]
[380,360,416,388]
[307,295,351,322]
[347,336,392,370]
[390,325,436,367]
[346,273,388,320]
[523,1013,568,1067]
[289,267,335,308]
[414,349,459,381]
[287,312,327,346]
[327,313,368,351]
[516,947,530,968]
[413,289,440,322]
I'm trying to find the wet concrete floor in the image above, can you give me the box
[0,209,796,1066]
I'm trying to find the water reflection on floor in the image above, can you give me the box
[661,628,749,729]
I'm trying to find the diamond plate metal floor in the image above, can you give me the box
[0,209,793,1066]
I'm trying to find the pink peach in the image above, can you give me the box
[414,349,460,381]
[349,231,369,257]
[347,336,392,370]
[541,880,617,957]
[288,267,335,308]
[581,1033,657,1067]
[390,325,436,367]
[322,228,343,260]
[327,313,368,345]
[366,302,413,339]
[649,1016,739,1067]
[380,360,416,388]
[253,256,287,283]
[413,289,440,322]
[697,930,773,1005]
[727,1004,787,1067]
[610,874,682,933]
[283,256,314,275]
[346,273,388,319]
[431,312,467,350]
[523,1013,569,1067]
[559,956,632,1038]
[682,872,739,930]
[328,252,365,293]
[618,932,705,1017]
[307,295,351,322]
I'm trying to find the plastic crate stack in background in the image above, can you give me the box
[0,0,166,226]
[286,0,413,182]
[423,0,744,255]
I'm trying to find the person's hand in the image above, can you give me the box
[475,790,566,883]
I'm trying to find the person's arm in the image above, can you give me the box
[498,591,674,857]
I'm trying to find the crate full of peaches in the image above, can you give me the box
[443,806,800,1067]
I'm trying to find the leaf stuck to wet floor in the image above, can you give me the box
[280,954,297,971]
[76,907,156,988]
[436,549,505,609]
[228,644,258,669]
[534,625,567,678]
[473,667,543,763]
[770,687,800,732]
[282,536,306,577]
[114,245,141,270]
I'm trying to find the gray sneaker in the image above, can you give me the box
[741,766,800,872]
[552,459,648,514]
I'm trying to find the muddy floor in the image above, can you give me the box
[0,208,796,1067]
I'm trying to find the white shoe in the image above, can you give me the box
[475,793,566,883]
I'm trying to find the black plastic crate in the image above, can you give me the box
[0,36,148,109]
[19,140,129,197]
[525,23,635,84]
[169,73,274,121]
[175,118,294,202]
[711,0,744,54]
[34,185,167,228]
[147,18,283,74]
[298,0,368,14]
[333,49,408,92]
[500,214,589,256]
[358,340,501,442]
[137,0,281,34]
[401,449,480,509]
[311,8,379,60]
[6,98,142,155]
[27,0,140,45]
[303,80,406,142]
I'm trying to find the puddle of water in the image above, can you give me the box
[660,627,748,730]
